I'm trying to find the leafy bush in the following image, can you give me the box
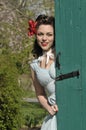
[21,102,47,128]
[0,54,22,130]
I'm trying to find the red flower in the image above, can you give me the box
[28,20,37,36]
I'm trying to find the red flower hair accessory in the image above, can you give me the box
[28,20,37,36]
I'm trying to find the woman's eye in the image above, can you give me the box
[47,33,53,36]
[37,33,53,37]
[37,33,43,36]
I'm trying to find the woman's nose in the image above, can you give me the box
[42,35,47,40]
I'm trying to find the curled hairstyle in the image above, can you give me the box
[32,14,55,58]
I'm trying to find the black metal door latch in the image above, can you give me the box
[55,70,80,81]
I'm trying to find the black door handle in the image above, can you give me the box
[55,70,80,81]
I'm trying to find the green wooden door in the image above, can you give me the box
[55,0,86,130]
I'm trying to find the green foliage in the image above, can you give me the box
[21,102,47,128]
[0,54,22,130]
[22,90,36,98]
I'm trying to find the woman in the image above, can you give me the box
[28,14,58,130]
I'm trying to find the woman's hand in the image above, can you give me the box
[49,104,58,116]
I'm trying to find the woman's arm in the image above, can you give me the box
[30,68,58,115]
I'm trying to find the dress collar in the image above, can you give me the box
[38,48,55,65]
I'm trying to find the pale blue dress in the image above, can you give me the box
[30,59,57,130]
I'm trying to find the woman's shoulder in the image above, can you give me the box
[30,58,39,64]
[30,58,39,71]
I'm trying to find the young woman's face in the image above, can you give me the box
[36,24,54,51]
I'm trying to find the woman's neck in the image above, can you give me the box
[42,48,54,54]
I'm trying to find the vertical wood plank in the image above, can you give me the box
[55,0,86,130]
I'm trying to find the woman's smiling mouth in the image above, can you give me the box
[41,43,48,47]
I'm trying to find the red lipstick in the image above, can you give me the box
[42,43,47,47]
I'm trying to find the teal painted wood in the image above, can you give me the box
[81,1,86,129]
[55,0,86,130]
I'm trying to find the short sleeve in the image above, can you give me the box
[30,59,38,71]
[30,62,35,71]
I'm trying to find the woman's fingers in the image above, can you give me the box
[51,104,58,112]
[49,104,58,115]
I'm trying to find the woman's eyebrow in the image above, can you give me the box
[47,32,53,33]
[37,31,53,34]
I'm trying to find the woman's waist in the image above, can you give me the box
[45,80,55,94]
